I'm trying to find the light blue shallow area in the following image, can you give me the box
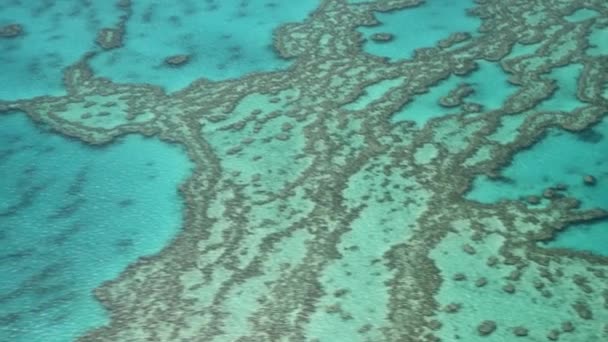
[391,74,459,124]
[467,118,608,209]
[465,61,518,111]
[587,23,608,56]
[0,112,192,342]
[392,61,516,124]
[537,64,585,113]
[564,8,599,22]
[359,0,480,60]
[0,1,320,100]
[90,0,320,91]
[506,42,542,60]
[544,219,608,257]
[467,117,608,255]
[0,2,120,100]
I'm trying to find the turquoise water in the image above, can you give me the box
[0,0,319,99]
[90,0,320,91]
[360,0,479,60]
[0,2,120,100]
[587,21,608,56]
[0,112,192,341]
[392,61,516,124]
[545,219,608,256]
[391,74,459,124]
[467,117,608,255]
[2,0,608,340]
[565,8,599,22]
[467,118,608,210]
[537,63,585,112]
[465,61,518,110]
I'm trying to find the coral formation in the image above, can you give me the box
[164,54,191,67]
[0,23,23,38]
[1,0,607,341]
[370,32,394,42]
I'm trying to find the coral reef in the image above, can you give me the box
[0,23,23,38]
[1,0,607,341]
[164,54,191,67]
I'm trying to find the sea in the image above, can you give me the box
[1,0,606,341]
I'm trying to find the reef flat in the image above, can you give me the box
[1,0,608,341]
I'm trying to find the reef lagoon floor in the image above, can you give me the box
[1,0,607,341]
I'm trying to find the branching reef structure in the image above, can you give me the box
[1,0,607,341]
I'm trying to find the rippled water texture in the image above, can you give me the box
[0,113,191,341]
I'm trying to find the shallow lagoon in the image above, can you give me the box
[467,119,608,210]
[545,219,608,256]
[90,0,321,91]
[468,117,608,255]
[360,0,479,60]
[0,112,192,341]
[1,0,608,340]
